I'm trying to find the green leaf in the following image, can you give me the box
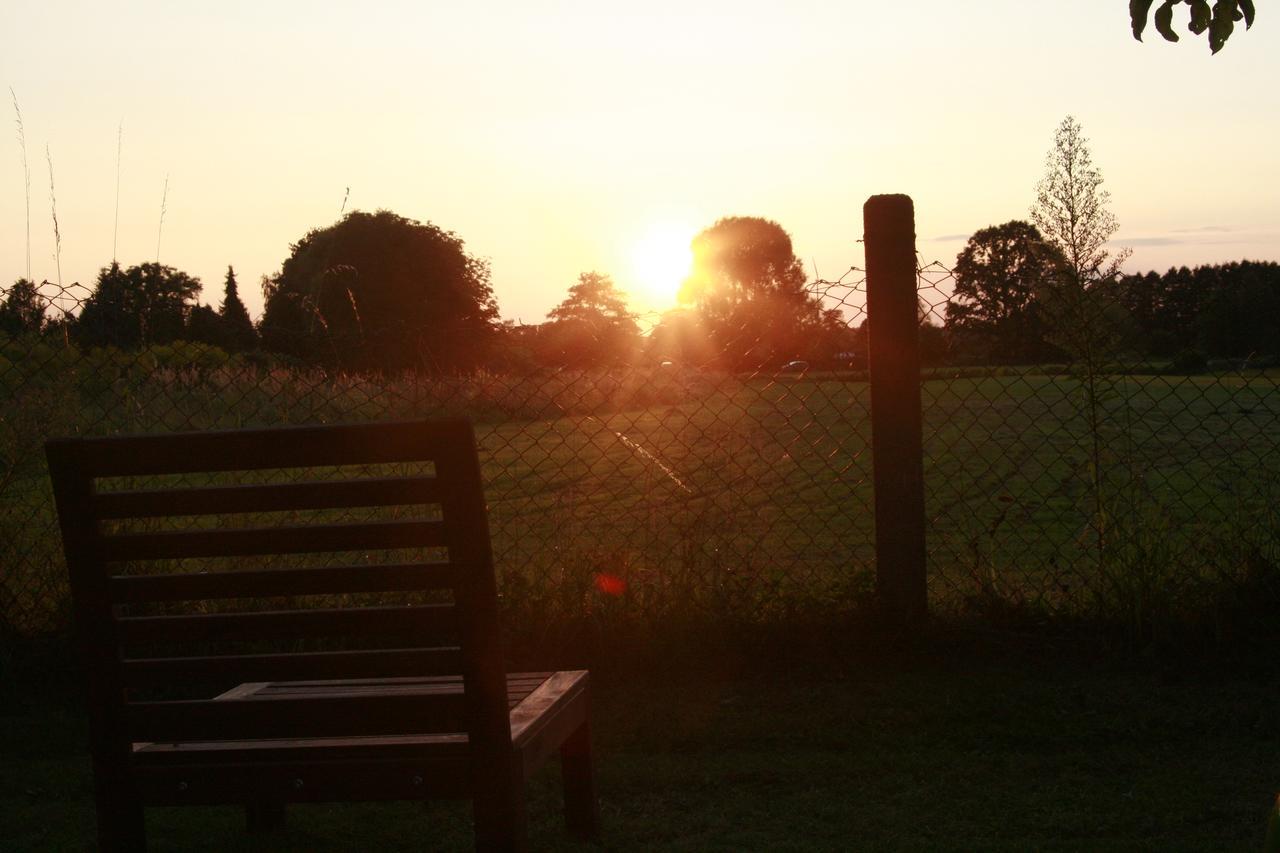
[1154,0,1181,41]
[1209,0,1237,52]
[1239,0,1256,28]
[1130,0,1157,40]
[1188,0,1212,33]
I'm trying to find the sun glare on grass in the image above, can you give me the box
[629,222,695,308]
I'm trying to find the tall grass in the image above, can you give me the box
[45,144,62,287]
[155,173,169,263]
[113,120,122,263]
[9,88,31,282]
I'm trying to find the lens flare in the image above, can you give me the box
[593,572,627,596]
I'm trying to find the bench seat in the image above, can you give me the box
[130,672,590,805]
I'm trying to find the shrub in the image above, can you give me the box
[1170,349,1209,375]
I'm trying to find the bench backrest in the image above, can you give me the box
[46,419,512,763]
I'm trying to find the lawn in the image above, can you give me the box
[477,369,1280,623]
[4,645,1279,851]
[2,362,1279,850]
[3,365,1279,634]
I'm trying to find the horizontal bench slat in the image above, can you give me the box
[94,477,442,519]
[246,674,551,702]
[134,757,471,804]
[109,562,458,603]
[48,419,472,476]
[119,647,463,688]
[126,691,470,741]
[102,520,447,561]
[115,604,457,645]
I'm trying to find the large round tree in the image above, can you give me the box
[677,216,820,369]
[260,210,499,372]
[945,220,1066,364]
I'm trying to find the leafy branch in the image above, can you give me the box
[1130,0,1256,53]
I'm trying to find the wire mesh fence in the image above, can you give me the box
[912,260,1280,627]
[0,274,876,637]
[3,256,1279,639]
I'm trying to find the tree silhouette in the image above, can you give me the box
[186,303,225,347]
[1115,266,1201,355]
[945,221,1065,363]
[0,279,45,336]
[1031,116,1135,363]
[1195,261,1280,357]
[543,272,639,367]
[218,266,258,352]
[74,262,202,350]
[1032,116,1129,290]
[260,211,499,372]
[678,216,822,369]
[1118,261,1280,358]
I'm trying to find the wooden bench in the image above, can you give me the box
[46,418,598,852]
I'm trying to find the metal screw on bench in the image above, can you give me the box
[412,775,424,787]
[176,781,188,792]
[293,778,304,790]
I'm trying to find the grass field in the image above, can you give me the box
[2,359,1279,638]
[4,645,1279,851]
[3,360,1280,850]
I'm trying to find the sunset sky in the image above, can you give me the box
[2,0,1277,323]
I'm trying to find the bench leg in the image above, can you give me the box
[472,774,528,852]
[92,758,145,845]
[560,719,600,840]
[245,802,286,834]
[94,776,145,852]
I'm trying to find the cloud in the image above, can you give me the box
[1116,228,1265,247]
[929,233,970,242]
[1117,237,1185,246]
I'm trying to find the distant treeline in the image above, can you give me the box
[3,212,1277,374]
[1114,261,1280,360]
[0,263,259,356]
[943,260,1280,367]
[1,211,863,374]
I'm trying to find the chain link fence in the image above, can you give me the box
[913,261,1280,631]
[0,274,877,638]
[3,253,1279,640]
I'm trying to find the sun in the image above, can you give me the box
[629,222,695,308]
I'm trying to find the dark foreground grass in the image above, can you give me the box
[4,645,1278,852]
